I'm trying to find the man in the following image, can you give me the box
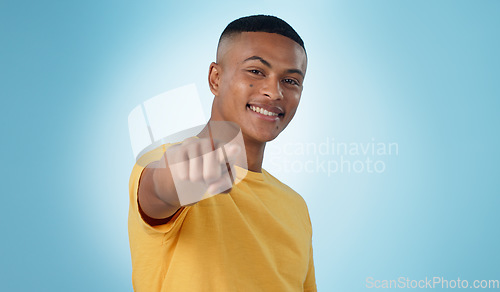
[128,15,316,291]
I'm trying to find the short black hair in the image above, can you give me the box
[219,15,305,53]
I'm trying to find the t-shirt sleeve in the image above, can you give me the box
[303,243,317,292]
[128,144,191,236]
[302,197,317,292]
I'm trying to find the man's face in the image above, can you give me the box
[209,31,307,144]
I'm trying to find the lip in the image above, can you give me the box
[247,104,282,121]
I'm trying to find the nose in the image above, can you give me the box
[260,77,283,100]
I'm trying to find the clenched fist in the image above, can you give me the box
[139,121,247,219]
[163,135,242,205]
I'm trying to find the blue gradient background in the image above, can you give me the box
[1,1,499,291]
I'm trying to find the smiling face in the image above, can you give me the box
[208,31,307,144]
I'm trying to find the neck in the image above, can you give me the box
[242,134,266,173]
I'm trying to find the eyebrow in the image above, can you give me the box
[286,69,305,78]
[244,56,272,68]
[243,55,305,78]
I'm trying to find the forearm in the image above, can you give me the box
[138,160,181,219]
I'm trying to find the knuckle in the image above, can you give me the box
[200,138,213,151]
[186,144,198,157]
[182,137,198,145]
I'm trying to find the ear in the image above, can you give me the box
[208,62,221,96]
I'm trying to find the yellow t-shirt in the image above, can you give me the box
[128,144,317,292]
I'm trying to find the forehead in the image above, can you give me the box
[218,32,307,73]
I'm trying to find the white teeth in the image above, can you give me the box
[249,105,279,117]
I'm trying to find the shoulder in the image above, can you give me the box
[261,169,313,235]
[262,169,309,208]
[262,169,298,193]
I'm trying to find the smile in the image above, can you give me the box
[248,105,280,117]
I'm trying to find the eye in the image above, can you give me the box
[283,78,299,86]
[248,69,263,76]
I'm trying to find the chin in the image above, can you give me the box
[255,131,280,143]
[242,126,282,144]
